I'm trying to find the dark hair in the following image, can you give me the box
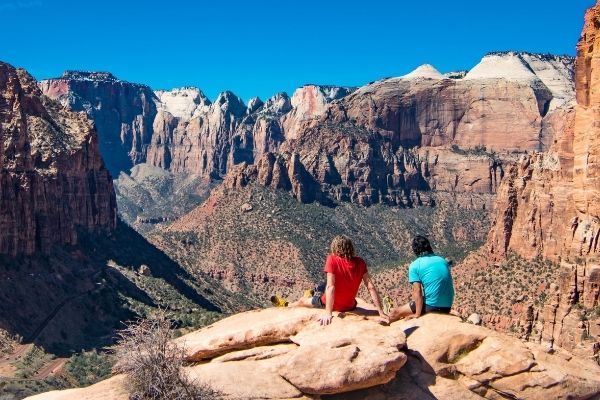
[412,235,433,257]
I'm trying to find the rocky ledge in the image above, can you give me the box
[26,302,600,400]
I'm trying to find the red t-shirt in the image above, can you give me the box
[320,254,368,312]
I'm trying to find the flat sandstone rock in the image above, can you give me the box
[25,310,600,400]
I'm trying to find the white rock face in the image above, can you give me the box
[464,52,575,110]
[261,92,292,115]
[246,96,264,114]
[281,85,355,140]
[519,53,575,110]
[401,64,444,80]
[465,53,540,81]
[154,87,211,120]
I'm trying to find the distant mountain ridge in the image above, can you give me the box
[40,51,575,213]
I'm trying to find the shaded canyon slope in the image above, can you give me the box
[0,63,229,355]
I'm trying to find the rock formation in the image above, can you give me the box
[25,306,600,400]
[573,2,600,260]
[0,63,116,256]
[39,71,158,176]
[225,53,574,209]
[486,6,599,268]
[459,2,600,361]
[41,53,574,211]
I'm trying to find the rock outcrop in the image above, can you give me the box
[0,63,116,256]
[26,307,600,400]
[39,71,158,176]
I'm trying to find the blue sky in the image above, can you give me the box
[0,0,594,102]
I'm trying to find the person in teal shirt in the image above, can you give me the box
[385,235,454,323]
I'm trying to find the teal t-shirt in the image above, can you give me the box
[408,254,454,308]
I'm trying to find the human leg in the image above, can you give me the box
[288,296,314,308]
[388,302,416,322]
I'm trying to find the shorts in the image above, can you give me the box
[311,295,325,308]
[409,300,451,316]
[311,295,358,311]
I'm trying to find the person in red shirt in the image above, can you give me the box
[287,235,387,326]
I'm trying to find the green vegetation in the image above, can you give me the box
[453,252,561,319]
[64,350,113,387]
[152,185,490,305]
[450,144,496,157]
[14,346,54,379]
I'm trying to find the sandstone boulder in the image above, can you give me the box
[467,313,482,325]
[138,264,151,276]
[176,307,324,360]
[27,308,600,400]
[328,314,600,399]
[26,375,129,400]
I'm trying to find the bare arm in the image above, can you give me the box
[319,272,335,325]
[411,282,424,318]
[363,273,385,317]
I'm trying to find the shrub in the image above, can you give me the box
[0,329,14,355]
[114,311,217,400]
[66,350,114,387]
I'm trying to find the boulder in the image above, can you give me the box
[25,375,129,400]
[467,313,482,325]
[281,317,407,394]
[138,264,151,276]
[240,202,254,212]
[175,307,324,360]
[25,311,600,400]
[328,314,600,399]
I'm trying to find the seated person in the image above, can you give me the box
[386,235,454,323]
[280,235,387,326]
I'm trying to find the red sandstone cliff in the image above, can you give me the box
[468,3,600,360]
[487,4,599,267]
[225,54,573,209]
[0,63,116,256]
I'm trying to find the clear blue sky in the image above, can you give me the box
[0,0,594,102]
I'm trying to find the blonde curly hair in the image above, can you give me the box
[330,235,355,259]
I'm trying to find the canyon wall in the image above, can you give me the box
[0,63,116,256]
[39,71,158,176]
[473,2,600,360]
[41,53,574,210]
[224,54,574,209]
[486,4,599,270]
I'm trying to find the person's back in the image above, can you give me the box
[282,235,387,326]
[385,235,455,323]
[322,254,366,311]
[408,254,454,308]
